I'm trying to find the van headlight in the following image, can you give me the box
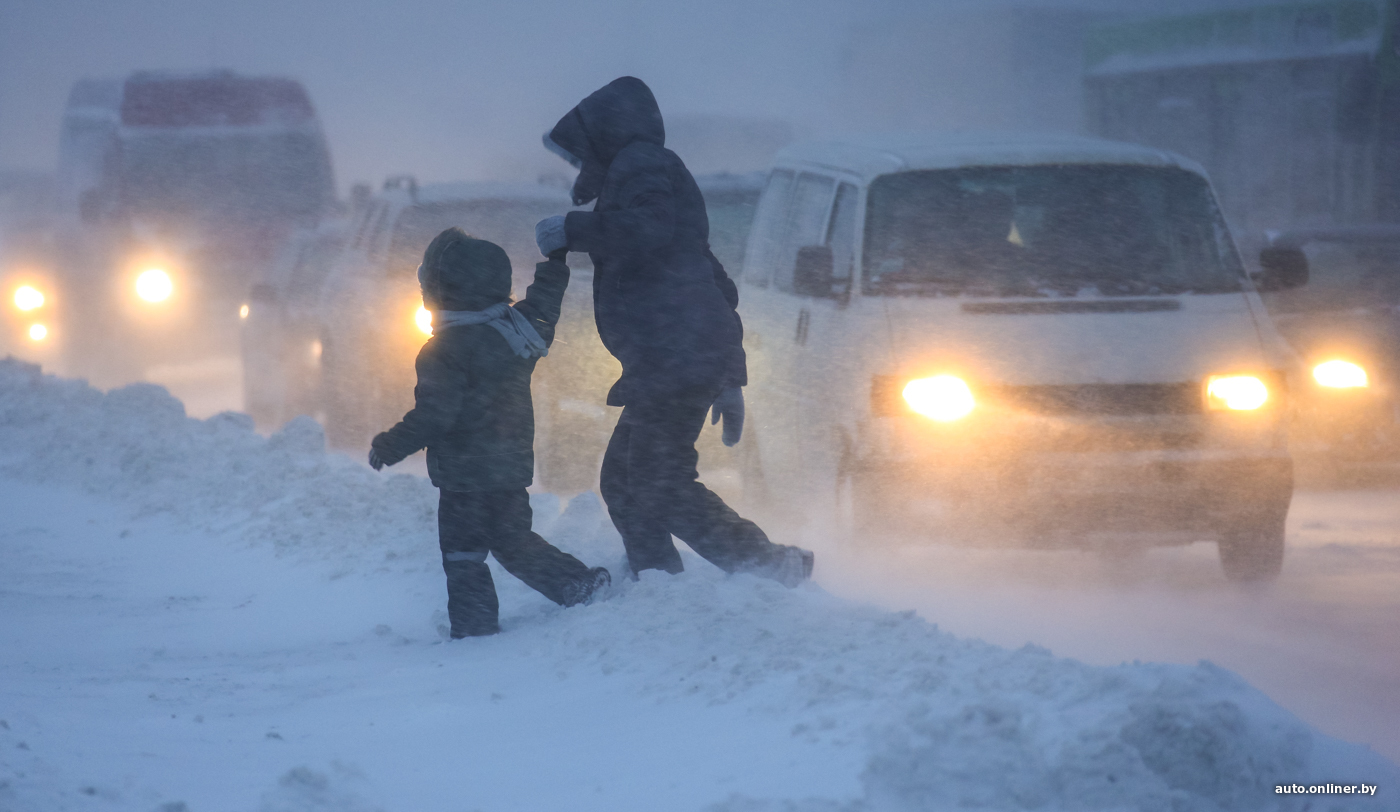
[1205,375,1269,411]
[1312,360,1368,389]
[415,306,433,336]
[136,269,173,303]
[903,375,975,421]
[13,285,45,311]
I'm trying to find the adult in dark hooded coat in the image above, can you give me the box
[537,77,813,584]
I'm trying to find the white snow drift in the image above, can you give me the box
[0,356,1396,812]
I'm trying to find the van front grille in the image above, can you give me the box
[986,383,1202,416]
[871,376,1202,417]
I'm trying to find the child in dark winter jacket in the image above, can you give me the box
[369,228,609,638]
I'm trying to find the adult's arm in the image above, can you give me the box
[511,258,571,348]
[371,343,466,465]
[564,145,675,257]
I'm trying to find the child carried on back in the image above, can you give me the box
[369,228,609,638]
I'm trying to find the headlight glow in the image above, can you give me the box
[239,303,250,319]
[903,375,975,421]
[415,306,433,336]
[136,269,173,303]
[1312,360,1368,389]
[28,323,48,341]
[14,285,44,311]
[1206,375,1269,411]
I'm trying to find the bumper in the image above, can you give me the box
[854,413,1294,542]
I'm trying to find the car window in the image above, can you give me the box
[355,203,387,251]
[742,170,795,288]
[774,173,836,294]
[827,182,859,284]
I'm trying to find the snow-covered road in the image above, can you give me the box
[2,359,1397,811]
[817,489,1400,766]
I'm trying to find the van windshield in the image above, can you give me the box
[863,166,1244,297]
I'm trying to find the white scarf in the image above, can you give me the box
[434,303,549,359]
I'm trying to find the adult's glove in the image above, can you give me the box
[368,447,387,471]
[710,386,745,447]
[535,216,568,258]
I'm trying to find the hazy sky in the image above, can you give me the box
[1,0,1241,192]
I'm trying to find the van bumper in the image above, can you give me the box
[852,447,1294,543]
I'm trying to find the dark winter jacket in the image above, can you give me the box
[371,235,569,492]
[549,76,746,406]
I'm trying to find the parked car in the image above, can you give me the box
[239,216,352,429]
[1256,226,1400,471]
[735,132,1299,581]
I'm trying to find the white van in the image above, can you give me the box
[736,133,1300,581]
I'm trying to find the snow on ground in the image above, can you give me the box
[1,356,1396,812]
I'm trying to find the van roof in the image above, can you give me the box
[773,132,1204,182]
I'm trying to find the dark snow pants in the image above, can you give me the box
[600,385,782,576]
[437,488,592,638]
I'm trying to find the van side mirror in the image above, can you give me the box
[793,245,834,297]
[1257,247,1309,291]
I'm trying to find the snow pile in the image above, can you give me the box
[0,357,441,571]
[2,356,1397,812]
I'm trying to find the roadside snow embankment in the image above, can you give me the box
[2,357,1396,812]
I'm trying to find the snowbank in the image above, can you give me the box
[2,356,1396,812]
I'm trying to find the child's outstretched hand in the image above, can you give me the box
[368,447,387,471]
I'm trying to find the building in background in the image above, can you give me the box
[1085,0,1400,239]
[835,6,1103,136]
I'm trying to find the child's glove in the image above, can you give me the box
[368,447,387,471]
[710,386,745,447]
[535,216,568,258]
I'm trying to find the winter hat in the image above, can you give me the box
[419,227,513,312]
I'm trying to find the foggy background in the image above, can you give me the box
[3,0,1257,189]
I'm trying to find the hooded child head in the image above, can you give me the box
[418,227,513,312]
[549,76,665,206]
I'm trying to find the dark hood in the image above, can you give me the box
[420,227,513,312]
[549,76,665,205]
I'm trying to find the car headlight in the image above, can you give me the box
[903,375,975,421]
[136,269,173,302]
[1312,359,1367,389]
[1206,374,1269,411]
[13,285,44,311]
[415,306,433,336]
[28,323,47,341]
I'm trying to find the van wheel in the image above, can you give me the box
[1217,510,1286,583]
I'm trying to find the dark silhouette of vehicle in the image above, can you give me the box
[53,70,336,387]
